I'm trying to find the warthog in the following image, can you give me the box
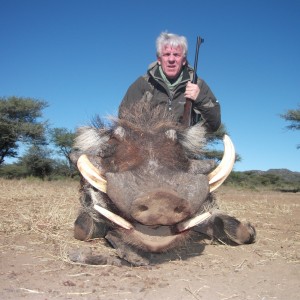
[69,101,255,266]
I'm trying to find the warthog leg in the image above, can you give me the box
[105,230,151,266]
[74,211,108,241]
[193,212,256,245]
[69,230,150,266]
[68,247,123,266]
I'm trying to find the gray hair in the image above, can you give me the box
[156,32,188,57]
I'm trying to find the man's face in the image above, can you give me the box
[157,45,186,79]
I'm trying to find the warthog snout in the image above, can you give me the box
[130,190,191,225]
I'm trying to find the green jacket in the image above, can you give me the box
[119,62,221,132]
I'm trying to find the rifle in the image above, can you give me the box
[182,36,204,127]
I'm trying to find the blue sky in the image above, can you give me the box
[1,0,299,172]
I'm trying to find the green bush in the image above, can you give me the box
[225,171,300,192]
[0,163,27,179]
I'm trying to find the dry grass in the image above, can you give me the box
[0,178,116,266]
[1,179,299,265]
[218,186,300,264]
[0,179,77,266]
[0,178,78,236]
[0,179,299,299]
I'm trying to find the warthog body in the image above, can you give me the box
[70,101,255,266]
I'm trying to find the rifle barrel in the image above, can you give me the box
[182,36,204,127]
[192,36,203,83]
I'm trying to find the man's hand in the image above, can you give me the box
[184,81,200,101]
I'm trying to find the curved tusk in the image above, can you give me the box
[208,135,235,192]
[94,204,133,230]
[176,211,212,232]
[77,154,107,193]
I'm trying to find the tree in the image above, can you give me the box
[19,144,54,179]
[50,127,76,176]
[0,96,48,165]
[203,124,241,163]
[281,105,300,149]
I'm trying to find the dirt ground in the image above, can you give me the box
[0,179,299,300]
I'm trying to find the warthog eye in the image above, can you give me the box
[138,205,149,212]
[174,206,185,214]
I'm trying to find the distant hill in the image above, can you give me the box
[227,169,300,192]
[245,169,300,183]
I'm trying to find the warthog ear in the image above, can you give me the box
[74,126,110,154]
[180,123,206,155]
[165,129,177,141]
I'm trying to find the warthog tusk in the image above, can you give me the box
[77,155,107,193]
[94,204,133,230]
[94,203,210,234]
[208,135,235,192]
[176,211,212,232]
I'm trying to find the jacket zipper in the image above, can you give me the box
[168,96,173,111]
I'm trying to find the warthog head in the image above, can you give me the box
[71,100,235,254]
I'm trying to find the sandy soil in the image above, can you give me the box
[0,179,299,300]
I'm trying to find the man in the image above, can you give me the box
[119,32,221,132]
